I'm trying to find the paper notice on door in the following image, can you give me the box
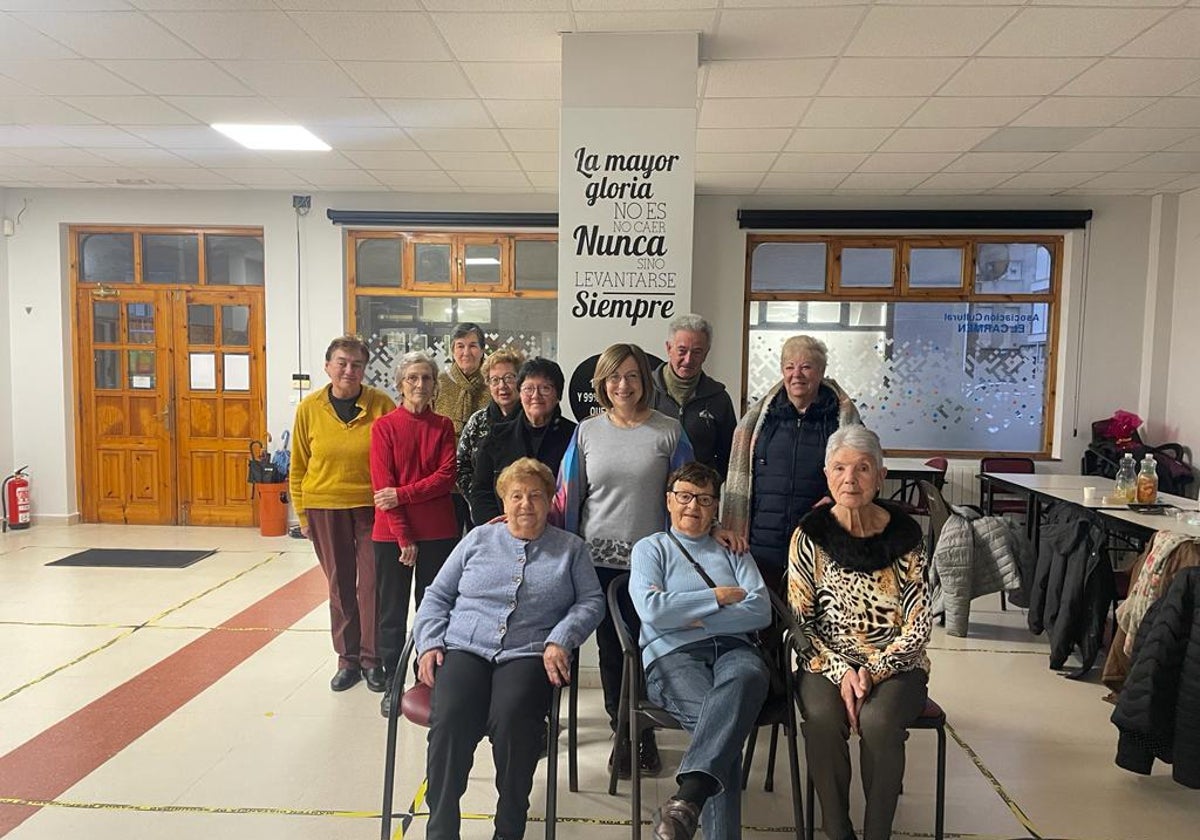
[131,375,153,389]
[189,353,216,390]
[224,354,250,391]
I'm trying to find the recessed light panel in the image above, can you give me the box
[211,124,330,151]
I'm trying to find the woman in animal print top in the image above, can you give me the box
[788,425,932,840]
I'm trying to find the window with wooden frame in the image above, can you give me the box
[347,230,559,400]
[73,226,265,287]
[745,234,1061,457]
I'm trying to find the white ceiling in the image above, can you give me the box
[5,0,1200,196]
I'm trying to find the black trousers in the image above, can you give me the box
[426,651,553,840]
[373,538,456,677]
[595,565,640,731]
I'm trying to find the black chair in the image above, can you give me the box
[1082,418,1194,497]
[606,574,804,840]
[380,636,566,840]
[770,592,948,840]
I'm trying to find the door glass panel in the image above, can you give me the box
[355,238,402,287]
[93,301,120,343]
[144,233,199,285]
[94,349,120,389]
[464,243,501,286]
[126,302,155,344]
[222,305,250,346]
[514,239,557,291]
[188,304,215,344]
[910,247,963,289]
[80,233,134,283]
[414,242,452,286]
[127,350,155,389]
[840,247,895,288]
[224,354,250,391]
[975,243,1052,294]
[189,353,216,390]
[206,235,264,286]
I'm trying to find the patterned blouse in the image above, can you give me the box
[787,501,932,685]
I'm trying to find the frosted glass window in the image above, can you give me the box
[840,247,895,288]
[909,247,963,289]
[751,242,826,292]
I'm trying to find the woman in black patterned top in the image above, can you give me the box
[788,425,931,840]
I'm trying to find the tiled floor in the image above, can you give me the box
[0,524,1191,840]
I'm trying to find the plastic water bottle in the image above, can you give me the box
[1136,455,1159,504]
[1114,453,1137,503]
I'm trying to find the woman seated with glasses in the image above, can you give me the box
[630,461,771,840]
[456,348,525,508]
[469,358,576,525]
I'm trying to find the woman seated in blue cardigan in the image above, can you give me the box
[413,457,604,840]
[630,461,772,840]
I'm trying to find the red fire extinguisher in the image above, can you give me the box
[2,467,31,532]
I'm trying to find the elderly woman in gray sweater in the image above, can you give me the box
[414,457,603,840]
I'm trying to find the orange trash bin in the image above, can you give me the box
[256,483,289,537]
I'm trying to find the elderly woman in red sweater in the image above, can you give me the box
[371,351,459,717]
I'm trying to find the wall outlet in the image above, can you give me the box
[291,373,311,391]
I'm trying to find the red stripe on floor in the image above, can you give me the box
[0,564,329,836]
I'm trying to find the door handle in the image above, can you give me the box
[158,404,172,432]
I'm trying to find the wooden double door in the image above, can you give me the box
[76,287,266,526]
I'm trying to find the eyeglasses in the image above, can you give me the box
[487,373,517,387]
[604,372,641,385]
[669,490,717,507]
[520,384,556,397]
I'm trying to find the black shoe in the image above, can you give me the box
[380,681,395,718]
[363,667,387,692]
[330,667,361,692]
[639,730,662,776]
[608,736,632,780]
[652,797,700,840]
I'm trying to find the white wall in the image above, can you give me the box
[1166,186,1200,453]
[0,188,11,481]
[0,186,1168,517]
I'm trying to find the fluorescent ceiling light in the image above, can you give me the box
[464,257,501,265]
[211,123,330,151]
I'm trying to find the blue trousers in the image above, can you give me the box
[645,638,769,840]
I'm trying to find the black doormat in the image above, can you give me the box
[47,548,216,569]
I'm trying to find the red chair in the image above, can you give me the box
[979,456,1034,517]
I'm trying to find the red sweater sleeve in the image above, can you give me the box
[370,414,413,546]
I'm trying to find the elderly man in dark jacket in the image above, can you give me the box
[650,314,738,480]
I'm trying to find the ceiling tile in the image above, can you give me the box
[772,152,867,172]
[0,12,80,59]
[123,124,238,147]
[1071,126,1199,151]
[299,168,383,188]
[484,100,559,129]
[272,98,392,127]
[169,147,271,166]
[514,151,556,172]
[940,58,1097,96]
[149,11,321,60]
[1118,9,1200,58]
[525,169,558,189]
[973,126,1102,152]
[99,60,251,96]
[430,13,569,62]
[315,125,418,151]
[1165,133,1200,151]
[0,60,142,95]
[981,7,1170,57]
[758,171,845,191]
[3,147,113,165]
[697,128,790,153]
[428,151,518,170]
[997,171,1095,189]
[1122,151,1200,172]
[162,96,290,123]
[856,152,959,173]
[0,76,39,97]
[916,172,1014,190]
[704,59,834,98]
[0,96,98,124]
[425,2,565,9]
[1121,98,1200,127]
[1155,172,1200,192]
[845,6,1016,57]
[821,58,963,97]
[94,146,188,166]
[500,129,557,152]
[292,12,451,61]
[374,170,458,189]
[1058,58,1200,96]
[695,172,765,194]
[461,62,560,100]
[378,99,492,129]
[695,152,776,172]
[0,165,87,183]
[63,95,197,124]
[408,128,508,151]
[785,128,891,153]
[709,8,864,60]
[341,62,475,100]
[137,166,237,185]
[838,172,928,190]
[906,97,1039,128]
[878,127,993,153]
[450,170,532,189]
[1012,97,1155,127]
[343,149,438,170]
[944,152,1055,172]
[801,97,924,128]
[217,61,363,98]
[575,11,717,38]
[1033,151,1145,171]
[0,127,68,147]
[257,150,356,170]
[45,125,150,147]
[698,98,806,129]
[1077,170,1187,189]
[211,167,312,187]
[15,11,200,59]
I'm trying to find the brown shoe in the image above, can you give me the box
[653,798,700,840]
